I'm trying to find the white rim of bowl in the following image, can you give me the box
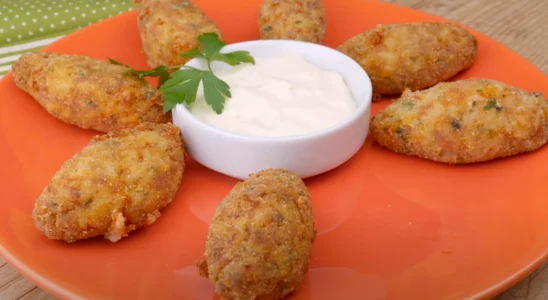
[172,39,373,144]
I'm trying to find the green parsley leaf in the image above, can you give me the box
[160,68,203,112]
[109,58,129,67]
[484,100,496,110]
[158,71,171,87]
[197,32,226,59]
[180,48,205,59]
[108,58,177,88]
[211,51,255,66]
[109,32,254,114]
[136,66,169,78]
[163,97,180,113]
[484,98,503,111]
[203,71,231,114]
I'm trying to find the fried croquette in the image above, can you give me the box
[370,78,548,163]
[197,169,316,300]
[259,0,326,44]
[12,52,170,133]
[32,122,186,243]
[135,0,223,68]
[337,22,478,101]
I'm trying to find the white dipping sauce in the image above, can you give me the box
[188,55,357,137]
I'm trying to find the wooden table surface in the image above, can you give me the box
[1,0,547,299]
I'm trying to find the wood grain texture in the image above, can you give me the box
[1,0,547,299]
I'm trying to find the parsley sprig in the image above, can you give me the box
[110,32,255,114]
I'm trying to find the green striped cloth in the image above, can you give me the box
[0,0,137,79]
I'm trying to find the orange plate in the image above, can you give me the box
[0,0,547,299]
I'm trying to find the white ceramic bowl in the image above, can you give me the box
[171,40,372,179]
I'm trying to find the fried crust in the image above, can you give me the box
[198,169,316,300]
[370,78,548,163]
[259,0,326,44]
[32,122,186,243]
[12,52,169,132]
[337,22,478,99]
[136,0,223,68]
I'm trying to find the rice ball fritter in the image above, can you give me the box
[32,123,186,243]
[12,52,169,133]
[370,78,548,163]
[197,169,316,300]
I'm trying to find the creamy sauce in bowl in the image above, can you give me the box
[187,55,357,137]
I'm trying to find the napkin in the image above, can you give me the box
[0,0,136,78]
